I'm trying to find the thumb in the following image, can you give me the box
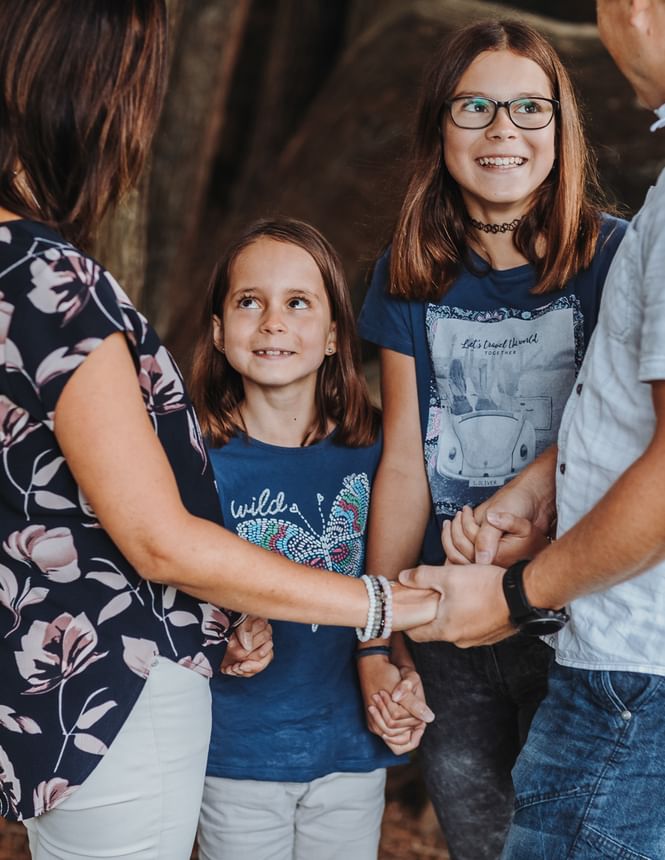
[473,522,503,565]
[486,510,532,537]
[398,566,445,594]
[236,626,254,651]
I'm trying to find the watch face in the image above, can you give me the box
[521,616,567,636]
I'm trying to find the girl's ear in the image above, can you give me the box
[212,315,225,353]
[325,321,337,356]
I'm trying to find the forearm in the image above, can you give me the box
[138,511,371,626]
[366,459,430,578]
[525,441,665,608]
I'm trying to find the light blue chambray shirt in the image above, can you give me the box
[553,167,665,674]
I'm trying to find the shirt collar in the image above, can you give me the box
[650,103,665,132]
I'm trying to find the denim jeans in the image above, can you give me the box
[410,635,553,860]
[502,663,665,860]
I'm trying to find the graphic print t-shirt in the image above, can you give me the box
[358,215,627,562]
[206,432,404,782]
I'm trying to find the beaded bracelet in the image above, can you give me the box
[356,575,379,642]
[377,575,394,640]
[356,574,394,641]
[355,645,392,659]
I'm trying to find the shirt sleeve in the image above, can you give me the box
[357,249,416,357]
[6,245,138,419]
[638,181,665,382]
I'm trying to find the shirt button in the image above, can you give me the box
[559,463,566,474]
[621,710,632,721]
[576,383,583,395]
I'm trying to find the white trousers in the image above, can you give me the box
[25,656,211,860]
[198,768,386,860]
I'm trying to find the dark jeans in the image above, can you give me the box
[410,635,553,860]
[503,663,665,860]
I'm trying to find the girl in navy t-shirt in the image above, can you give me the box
[189,218,430,860]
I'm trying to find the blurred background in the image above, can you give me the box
[2,1,665,858]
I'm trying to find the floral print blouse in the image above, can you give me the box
[0,220,237,821]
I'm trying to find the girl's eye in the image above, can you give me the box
[238,295,259,309]
[462,98,492,114]
[288,297,309,309]
[513,99,542,114]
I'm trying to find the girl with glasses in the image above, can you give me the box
[357,18,627,860]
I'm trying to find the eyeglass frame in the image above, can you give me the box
[444,96,560,130]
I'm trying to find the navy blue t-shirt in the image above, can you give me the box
[206,432,404,781]
[358,215,627,564]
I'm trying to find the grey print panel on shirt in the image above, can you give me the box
[425,297,584,518]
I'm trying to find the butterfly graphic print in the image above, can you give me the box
[236,473,370,631]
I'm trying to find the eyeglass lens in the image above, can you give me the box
[449,97,555,129]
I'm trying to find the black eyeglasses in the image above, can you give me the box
[445,96,559,130]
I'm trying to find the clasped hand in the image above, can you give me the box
[398,502,549,647]
[220,615,274,676]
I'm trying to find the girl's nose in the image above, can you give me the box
[259,308,287,332]
[485,108,518,140]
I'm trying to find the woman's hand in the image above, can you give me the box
[357,653,433,754]
[220,616,273,677]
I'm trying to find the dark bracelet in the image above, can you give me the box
[355,645,392,659]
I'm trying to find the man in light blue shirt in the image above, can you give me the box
[401,1,665,856]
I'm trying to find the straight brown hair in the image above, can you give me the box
[391,19,607,301]
[190,218,380,448]
[0,0,167,248]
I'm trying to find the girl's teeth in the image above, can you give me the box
[478,156,525,166]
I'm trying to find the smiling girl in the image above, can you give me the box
[357,19,627,860]
[189,219,423,860]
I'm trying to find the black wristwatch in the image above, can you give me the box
[502,559,569,636]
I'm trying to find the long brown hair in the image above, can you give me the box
[0,0,167,248]
[190,218,380,448]
[391,19,606,301]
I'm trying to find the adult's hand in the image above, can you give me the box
[443,505,550,568]
[399,563,514,647]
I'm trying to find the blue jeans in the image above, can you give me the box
[502,663,665,860]
[411,635,553,860]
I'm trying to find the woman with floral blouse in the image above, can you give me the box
[0,3,436,858]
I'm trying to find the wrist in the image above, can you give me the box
[503,558,569,636]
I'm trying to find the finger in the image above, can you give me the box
[246,628,272,650]
[373,691,422,729]
[382,724,426,755]
[448,510,475,562]
[236,624,254,651]
[486,510,533,538]
[474,522,504,565]
[371,710,419,741]
[391,686,435,723]
[246,642,274,662]
[398,566,446,593]
[460,505,480,543]
[442,519,470,565]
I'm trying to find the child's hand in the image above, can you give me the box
[357,653,433,755]
[442,504,550,568]
[220,616,273,677]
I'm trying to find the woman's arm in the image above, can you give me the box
[54,333,437,630]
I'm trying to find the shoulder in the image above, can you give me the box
[596,213,629,256]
